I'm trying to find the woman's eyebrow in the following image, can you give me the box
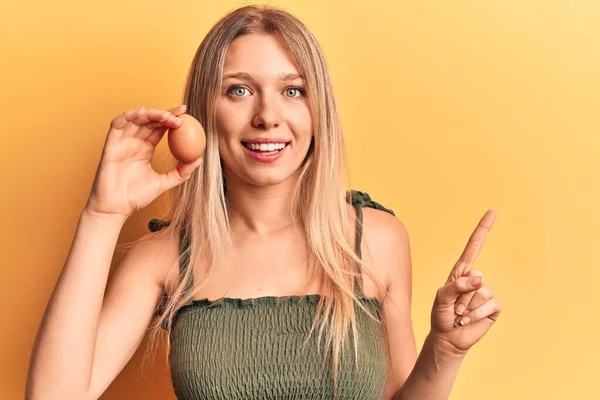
[222,72,304,82]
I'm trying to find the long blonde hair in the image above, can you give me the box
[138,4,387,393]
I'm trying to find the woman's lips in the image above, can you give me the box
[241,142,289,163]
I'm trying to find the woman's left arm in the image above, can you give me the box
[364,208,502,400]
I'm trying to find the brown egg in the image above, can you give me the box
[167,114,206,164]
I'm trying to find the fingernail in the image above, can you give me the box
[456,304,466,315]
[471,276,482,286]
[460,316,471,326]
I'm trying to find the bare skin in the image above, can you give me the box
[26,31,501,400]
[25,105,200,400]
[164,34,391,302]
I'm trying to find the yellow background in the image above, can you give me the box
[1,0,598,398]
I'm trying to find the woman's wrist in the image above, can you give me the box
[392,331,467,400]
[425,331,468,365]
[81,206,128,227]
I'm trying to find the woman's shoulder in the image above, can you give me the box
[344,188,401,225]
[355,190,407,246]
[347,190,399,229]
[351,191,410,292]
[132,219,181,291]
[361,206,408,246]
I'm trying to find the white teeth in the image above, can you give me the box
[244,142,286,151]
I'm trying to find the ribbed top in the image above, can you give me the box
[148,190,396,399]
[169,295,387,399]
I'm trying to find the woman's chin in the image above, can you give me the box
[248,176,291,187]
[243,169,300,188]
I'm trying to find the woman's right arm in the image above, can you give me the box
[26,209,161,400]
[25,105,203,400]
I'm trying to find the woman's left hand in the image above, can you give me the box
[429,209,502,356]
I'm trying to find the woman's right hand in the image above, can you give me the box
[84,105,203,219]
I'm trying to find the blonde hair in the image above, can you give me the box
[137,4,388,394]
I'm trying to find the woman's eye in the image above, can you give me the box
[285,87,304,98]
[228,86,250,97]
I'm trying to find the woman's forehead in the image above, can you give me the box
[223,34,301,79]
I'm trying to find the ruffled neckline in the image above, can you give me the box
[179,293,382,311]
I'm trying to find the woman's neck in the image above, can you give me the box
[225,178,297,236]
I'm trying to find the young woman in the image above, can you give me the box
[26,5,501,400]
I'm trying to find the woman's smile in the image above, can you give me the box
[241,139,291,163]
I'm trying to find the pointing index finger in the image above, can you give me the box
[446,209,497,283]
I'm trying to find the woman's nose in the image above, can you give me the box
[252,94,282,130]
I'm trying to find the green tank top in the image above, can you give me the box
[148,190,395,399]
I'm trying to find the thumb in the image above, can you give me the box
[160,157,203,193]
[436,275,483,306]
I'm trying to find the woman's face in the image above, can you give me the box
[215,33,313,188]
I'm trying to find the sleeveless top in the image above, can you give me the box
[148,190,396,399]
